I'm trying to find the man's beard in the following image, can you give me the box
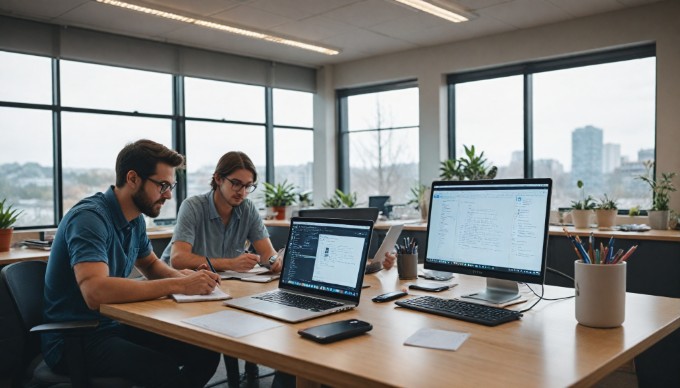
[132,186,164,218]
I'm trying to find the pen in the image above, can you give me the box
[607,237,615,263]
[205,256,217,273]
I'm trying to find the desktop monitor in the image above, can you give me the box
[298,207,380,222]
[368,195,390,217]
[424,178,552,304]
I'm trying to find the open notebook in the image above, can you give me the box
[224,217,374,322]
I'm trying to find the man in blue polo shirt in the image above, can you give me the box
[43,139,221,387]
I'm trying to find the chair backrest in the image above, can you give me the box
[1,260,48,374]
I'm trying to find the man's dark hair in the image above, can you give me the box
[210,151,257,190]
[115,139,185,187]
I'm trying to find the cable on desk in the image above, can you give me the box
[547,266,574,282]
[518,283,575,314]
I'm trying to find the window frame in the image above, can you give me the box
[0,51,315,229]
[447,44,656,212]
[336,79,418,192]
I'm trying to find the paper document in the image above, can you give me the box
[171,287,231,303]
[404,328,470,351]
[218,266,270,280]
[183,310,283,337]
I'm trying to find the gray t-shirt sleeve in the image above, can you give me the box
[160,198,200,263]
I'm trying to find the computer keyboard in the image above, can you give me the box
[254,291,343,312]
[395,296,522,326]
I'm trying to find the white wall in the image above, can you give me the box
[318,0,680,212]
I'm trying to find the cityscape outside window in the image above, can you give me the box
[0,50,314,228]
[451,51,655,211]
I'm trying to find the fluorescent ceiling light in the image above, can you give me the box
[95,0,340,55]
[393,0,472,23]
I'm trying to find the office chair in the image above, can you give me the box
[0,260,133,388]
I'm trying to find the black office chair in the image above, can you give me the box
[0,260,133,388]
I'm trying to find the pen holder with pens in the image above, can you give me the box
[575,260,626,328]
[397,254,418,279]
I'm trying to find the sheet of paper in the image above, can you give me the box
[171,287,231,303]
[183,310,283,338]
[404,328,470,351]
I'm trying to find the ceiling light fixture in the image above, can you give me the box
[392,0,472,23]
[95,0,340,55]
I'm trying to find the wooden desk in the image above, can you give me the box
[0,247,50,266]
[101,269,680,387]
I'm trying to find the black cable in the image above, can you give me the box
[547,266,574,282]
[519,283,545,313]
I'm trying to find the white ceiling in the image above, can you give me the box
[0,0,661,68]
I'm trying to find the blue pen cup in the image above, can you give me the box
[574,260,626,328]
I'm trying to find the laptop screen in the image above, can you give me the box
[280,218,373,300]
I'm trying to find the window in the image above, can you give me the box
[338,82,419,206]
[61,60,172,114]
[0,52,54,227]
[449,45,656,211]
[273,89,314,195]
[1,50,314,228]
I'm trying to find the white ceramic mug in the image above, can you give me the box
[575,260,626,328]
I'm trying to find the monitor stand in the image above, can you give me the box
[462,278,521,304]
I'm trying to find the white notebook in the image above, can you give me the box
[171,287,232,303]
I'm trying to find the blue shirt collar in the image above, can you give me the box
[104,185,134,232]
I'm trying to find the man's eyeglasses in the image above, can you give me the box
[225,177,257,194]
[146,177,177,194]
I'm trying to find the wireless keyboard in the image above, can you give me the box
[395,296,522,326]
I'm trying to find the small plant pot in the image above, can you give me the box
[571,209,592,229]
[647,210,669,230]
[595,209,617,230]
[0,228,13,252]
[272,206,288,220]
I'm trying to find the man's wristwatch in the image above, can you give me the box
[265,254,277,268]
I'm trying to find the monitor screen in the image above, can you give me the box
[424,178,552,303]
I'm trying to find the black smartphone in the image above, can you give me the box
[372,290,408,303]
[408,283,455,292]
[298,319,372,344]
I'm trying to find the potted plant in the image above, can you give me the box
[408,184,430,221]
[636,161,677,230]
[570,180,595,228]
[321,189,357,208]
[262,180,297,220]
[0,198,23,252]
[439,145,498,181]
[595,194,618,230]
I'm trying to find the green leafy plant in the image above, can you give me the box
[262,180,297,207]
[298,190,313,207]
[439,145,497,181]
[636,161,677,211]
[571,180,596,210]
[322,189,357,208]
[407,184,429,210]
[628,206,640,217]
[0,198,23,229]
[596,194,618,210]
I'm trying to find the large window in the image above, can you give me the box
[449,45,656,211]
[273,89,314,196]
[338,81,419,207]
[0,50,314,228]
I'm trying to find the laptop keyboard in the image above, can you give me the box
[254,291,344,312]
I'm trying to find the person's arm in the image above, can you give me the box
[136,251,185,279]
[252,237,283,273]
[74,259,220,310]
[169,241,260,272]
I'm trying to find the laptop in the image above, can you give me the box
[365,224,404,274]
[224,217,374,323]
